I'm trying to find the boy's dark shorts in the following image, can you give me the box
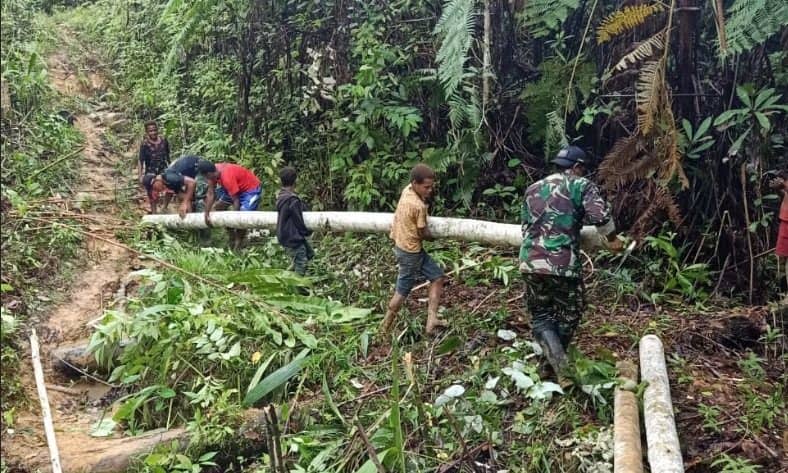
[394,247,444,297]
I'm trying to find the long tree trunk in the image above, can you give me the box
[640,335,685,473]
[142,212,610,250]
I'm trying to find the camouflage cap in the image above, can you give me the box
[552,146,587,168]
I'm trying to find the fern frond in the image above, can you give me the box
[723,0,788,57]
[635,59,665,135]
[544,111,568,160]
[658,121,689,188]
[613,32,665,72]
[599,135,649,189]
[519,0,581,38]
[630,185,683,236]
[597,3,665,44]
[434,0,476,98]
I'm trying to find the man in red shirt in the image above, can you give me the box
[771,171,788,292]
[203,163,262,249]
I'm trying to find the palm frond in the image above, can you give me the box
[434,0,477,98]
[613,32,665,72]
[597,3,665,44]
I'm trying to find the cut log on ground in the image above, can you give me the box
[61,428,187,472]
[640,335,684,473]
[142,211,610,250]
[58,408,266,473]
[50,339,131,375]
[614,360,643,473]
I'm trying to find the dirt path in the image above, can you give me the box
[2,30,140,472]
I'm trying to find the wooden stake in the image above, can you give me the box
[30,329,63,473]
[614,361,643,473]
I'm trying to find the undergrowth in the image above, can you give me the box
[1,2,84,405]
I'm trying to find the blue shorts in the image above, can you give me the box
[394,247,444,297]
[216,186,261,211]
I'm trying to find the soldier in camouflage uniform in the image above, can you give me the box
[520,146,618,375]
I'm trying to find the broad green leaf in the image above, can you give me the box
[243,349,310,406]
[354,448,392,473]
[713,109,739,127]
[528,381,563,401]
[695,116,712,137]
[437,335,461,354]
[681,119,693,140]
[754,112,770,132]
[90,418,117,437]
[247,352,276,394]
[728,127,750,156]
[735,86,752,108]
[753,87,775,109]
[291,323,317,348]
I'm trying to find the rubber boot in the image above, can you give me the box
[536,329,567,376]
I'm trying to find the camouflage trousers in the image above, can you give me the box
[522,273,586,348]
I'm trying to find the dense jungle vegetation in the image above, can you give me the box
[1,0,786,471]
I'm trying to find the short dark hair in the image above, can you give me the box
[142,173,156,193]
[280,166,297,187]
[196,159,216,174]
[410,164,435,184]
[144,120,158,130]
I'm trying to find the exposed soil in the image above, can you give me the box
[1,29,140,472]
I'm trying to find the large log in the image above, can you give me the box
[57,408,265,473]
[640,335,684,473]
[51,339,131,375]
[614,361,643,473]
[142,211,611,249]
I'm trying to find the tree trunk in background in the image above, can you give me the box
[676,0,699,119]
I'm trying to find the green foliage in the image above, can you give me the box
[698,403,722,433]
[678,117,715,160]
[643,232,710,303]
[434,0,476,97]
[713,85,787,158]
[87,240,370,436]
[723,0,788,58]
[711,454,762,473]
[1,3,83,411]
[518,0,581,38]
[521,58,594,149]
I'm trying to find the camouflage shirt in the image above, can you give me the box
[519,171,611,278]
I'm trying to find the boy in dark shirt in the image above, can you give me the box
[138,121,170,181]
[276,167,313,275]
[142,171,196,218]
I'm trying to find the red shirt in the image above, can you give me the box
[215,163,260,197]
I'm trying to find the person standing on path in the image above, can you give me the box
[137,121,170,182]
[276,167,314,276]
[203,162,262,250]
[380,164,447,336]
[519,146,620,376]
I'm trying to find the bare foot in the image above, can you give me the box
[425,317,448,336]
[379,310,397,335]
